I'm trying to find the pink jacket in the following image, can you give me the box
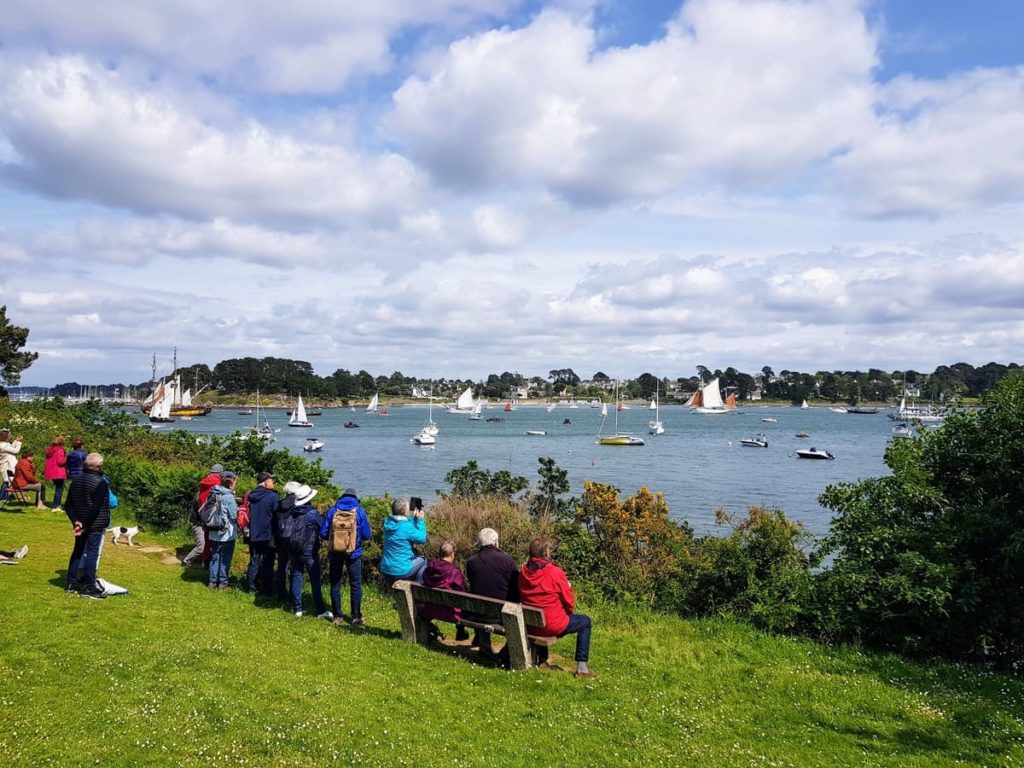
[44,445,67,480]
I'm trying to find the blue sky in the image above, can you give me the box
[0,0,1021,386]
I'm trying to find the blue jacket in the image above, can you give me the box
[207,485,239,543]
[289,504,322,559]
[247,485,280,543]
[66,448,87,478]
[320,494,371,559]
[380,514,427,577]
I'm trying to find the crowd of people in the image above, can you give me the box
[0,430,87,512]
[180,464,596,677]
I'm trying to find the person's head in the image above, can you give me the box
[209,463,224,476]
[221,471,237,489]
[391,497,409,517]
[0,430,9,442]
[341,487,357,499]
[23,449,34,460]
[478,528,499,548]
[439,540,456,563]
[295,484,317,506]
[257,471,275,489]
[528,537,552,560]
[52,435,64,446]
[282,481,300,497]
[84,452,104,473]
[72,438,84,449]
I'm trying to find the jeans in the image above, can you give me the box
[289,553,325,615]
[246,540,272,592]
[51,479,65,509]
[182,525,205,566]
[535,613,593,664]
[328,554,363,619]
[384,556,427,585]
[80,531,105,592]
[209,539,236,587]
[67,532,87,589]
[273,536,289,601]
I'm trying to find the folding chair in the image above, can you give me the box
[0,473,30,510]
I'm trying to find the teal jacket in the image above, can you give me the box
[207,485,239,543]
[380,514,427,576]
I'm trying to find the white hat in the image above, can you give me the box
[282,481,301,496]
[295,484,318,506]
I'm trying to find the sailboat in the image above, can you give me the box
[148,381,175,423]
[255,389,279,439]
[288,394,314,427]
[597,381,645,446]
[419,383,440,436]
[468,400,483,421]
[448,386,475,414]
[689,378,736,414]
[648,381,665,435]
[546,403,556,413]
[366,393,379,414]
[800,399,810,410]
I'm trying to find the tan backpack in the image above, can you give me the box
[330,509,358,555]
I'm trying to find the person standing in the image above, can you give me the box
[272,481,300,603]
[380,497,428,584]
[0,430,22,487]
[286,485,330,619]
[13,449,47,509]
[518,537,596,679]
[44,436,68,511]
[466,527,520,654]
[181,463,223,567]
[64,453,111,599]
[65,438,87,479]
[208,473,239,590]
[245,472,279,595]
[320,487,372,625]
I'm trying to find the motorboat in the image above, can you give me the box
[796,447,835,460]
[795,431,809,438]
[485,416,504,423]
[846,406,879,414]
[740,433,769,448]
[238,408,254,416]
[343,421,359,428]
[890,423,913,440]
[597,434,646,446]
[829,407,847,414]
[411,429,436,446]
[761,417,778,423]
[303,438,324,452]
[526,430,546,436]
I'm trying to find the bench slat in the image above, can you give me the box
[410,584,546,628]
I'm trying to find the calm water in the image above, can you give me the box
[150,404,897,538]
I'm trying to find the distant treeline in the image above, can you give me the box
[41,358,1021,404]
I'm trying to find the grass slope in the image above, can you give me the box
[2,509,1023,767]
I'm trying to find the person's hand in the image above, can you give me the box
[413,509,424,519]
[15,435,22,441]
[73,521,83,536]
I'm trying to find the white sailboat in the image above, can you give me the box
[255,389,279,439]
[888,395,945,423]
[689,378,737,415]
[546,403,556,413]
[597,381,645,446]
[800,399,810,410]
[288,394,314,427]
[148,382,175,423]
[419,383,440,437]
[447,386,475,414]
[468,399,483,421]
[649,381,665,435]
[366,393,379,414]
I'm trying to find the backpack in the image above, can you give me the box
[199,493,228,532]
[237,492,250,531]
[286,512,309,556]
[279,508,299,548]
[329,509,358,555]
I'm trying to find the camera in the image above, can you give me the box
[410,496,423,512]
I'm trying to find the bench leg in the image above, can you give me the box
[500,603,532,671]
[391,580,429,644]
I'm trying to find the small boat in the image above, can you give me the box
[255,389,279,437]
[343,421,360,428]
[846,406,879,415]
[562,418,572,425]
[238,408,254,416]
[688,378,737,414]
[597,380,645,446]
[418,383,440,437]
[795,431,809,438]
[485,416,504,423]
[829,407,847,414]
[597,434,646,446]
[796,447,835,460]
[800,400,810,410]
[648,380,665,436]
[526,430,546,436]
[447,387,475,414]
[288,394,314,427]
[546,403,556,413]
[469,400,483,421]
[303,438,324,452]
[740,433,769,448]
[411,429,436,446]
[890,422,913,439]
[366,393,380,414]
[761,417,778,423]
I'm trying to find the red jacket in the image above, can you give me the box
[13,457,39,489]
[518,557,575,636]
[197,474,221,505]
[44,445,67,480]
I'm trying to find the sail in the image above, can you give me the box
[291,395,308,425]
[472,401,483,416]
[504,402,512,412]
[649,399,657,410]
[366,393,379,413]
[154,384,174,419]
[689,389,703,408]
[801,399,809,409]
[181,388,192,407]
[725,393,737,409]
[701,379,725,409]
[455,387,474,410]
[601,402,608,417]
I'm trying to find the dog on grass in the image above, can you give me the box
[108,525,145,547]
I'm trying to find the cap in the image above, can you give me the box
[257,471,276,483]
[210,463,224,474]
[342,487,357,498]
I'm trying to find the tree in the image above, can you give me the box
[0,306,38,394]
[636,372,659,399]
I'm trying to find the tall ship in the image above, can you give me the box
[140,350,212,418]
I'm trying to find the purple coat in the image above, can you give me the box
[418,558,466,623]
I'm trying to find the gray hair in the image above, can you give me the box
[440,540,456,558]
[391,497,409,516]
[84,452,104,470]
[477,528,499,547]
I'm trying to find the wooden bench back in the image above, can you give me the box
[410,584,546,629]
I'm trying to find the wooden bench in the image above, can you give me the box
[391,580,556,671]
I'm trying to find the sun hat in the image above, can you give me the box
[282,481,301,496]
[295,484,318,506]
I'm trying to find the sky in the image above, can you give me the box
[1,0,1022,386]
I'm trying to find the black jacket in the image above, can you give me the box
[65,469,110,533]
[466,545,519,602]
[247,486,280,543]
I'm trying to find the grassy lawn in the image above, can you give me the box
[2,508,1023,767]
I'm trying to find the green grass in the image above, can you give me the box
[2,509,1023,767]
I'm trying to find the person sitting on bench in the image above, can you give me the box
[418,540,470,642]
[518,537,596,679]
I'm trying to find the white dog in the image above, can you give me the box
[109,525,145,547]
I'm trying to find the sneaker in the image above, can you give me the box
[51,507,64,514]
[332,616,346,626]
[574,669,598,679]
[317,611,334,620]
[80,587,107,600]
[217,584,230,590]
[295,611,303,617]
[350,617,364,626]
[66,583,80,594]
[13,545,28,560]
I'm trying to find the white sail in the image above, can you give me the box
[456,387,474,410]
[649,399,657,410]
[289,394,312,426]
[601,402,608,417]
[152,384,174,419]
[366,393,379,413]
[801,399,810,409]
[181,388,192,407]
[701,378,725,409]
